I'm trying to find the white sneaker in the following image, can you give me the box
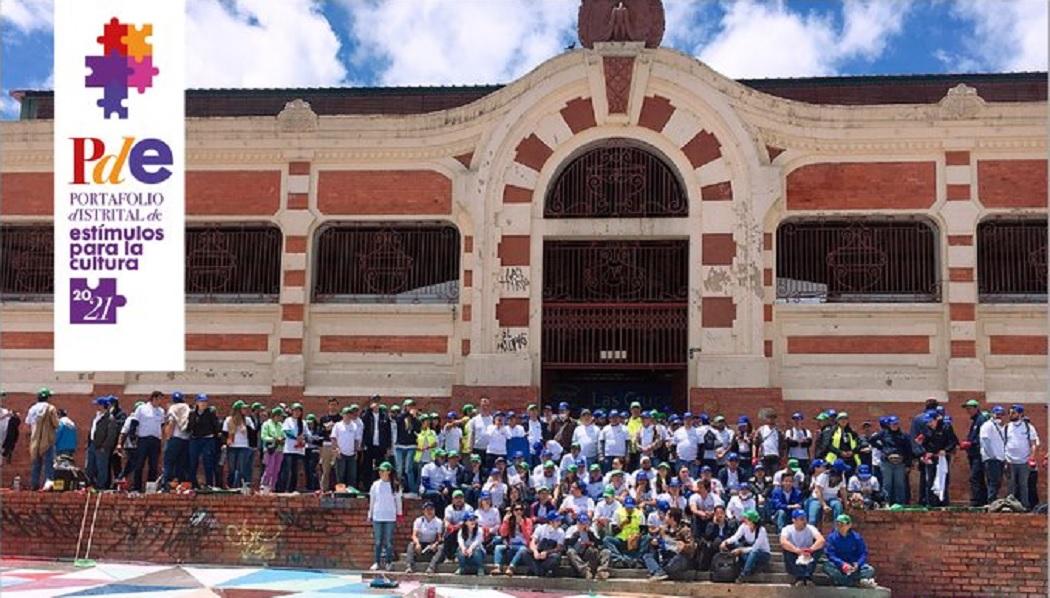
[859,579,877,588]
[369,563,379,571]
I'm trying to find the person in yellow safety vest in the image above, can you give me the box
[626,401,644,469]
[459,404,476,455]
[825,412,861,468]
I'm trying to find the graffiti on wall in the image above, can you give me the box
[225,520,280,561]
[496,329,528,353]
[498,267,530,292]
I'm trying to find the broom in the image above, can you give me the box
[74,491,103,568]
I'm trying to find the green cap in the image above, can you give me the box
[816,413,829,421]
[429,412,439,420]
[452,489,465,498]
[37,387,53,399]
[589,463,601,472]
[963,399,980,408]
[349,404,360,412]
[341,406,353,415]
[404,399,415,407]
[134,401,144,409]
[306,413,317,422]
[787,458,800,471]
[527,404,537,411]
[462,403,475,413]
[391,404,401,412]
[378,461,393,472]
[610,469,624,477]
[418,413,429,421]
[251,402,264,410]
[471,454,481,462]
[544,460,556,468]
[836,514,853,525]
[379,404,388,411]
[232,400,247,410]
[603,486,615,496]
[657,461,670,469]
[743,509,761,523]
[538,485,551,493]
[571,442,581,448]
[271,407,285,416]
[291,402,304,411]
[567,463,578,472]
[836,412,849,420]
[433,448,445,458]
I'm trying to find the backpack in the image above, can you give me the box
[710,551,740,582]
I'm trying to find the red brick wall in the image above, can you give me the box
[186,171,282,216]
[317,170,452,215]
[977,159,1048,208]
[854,511,1047,598]
[1,172,53,215]
[1,493,1042,596]
[786,162,936,210]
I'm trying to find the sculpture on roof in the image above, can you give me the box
[578,0,665,49]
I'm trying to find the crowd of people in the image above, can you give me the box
[6,388,1043,586]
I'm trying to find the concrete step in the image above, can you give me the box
[402,562,790,582]
[402,552,787,574]
[371,570,891,598]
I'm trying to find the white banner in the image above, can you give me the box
[54,0,185,371]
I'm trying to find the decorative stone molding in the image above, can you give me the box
[578,0,665,49]
[277,99,319,133]
[938,84,986,119]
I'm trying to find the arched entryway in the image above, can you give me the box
[540,139,690,412]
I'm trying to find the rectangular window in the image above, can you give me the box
[977,219,1047,303]
[313,223,460,304]
[776,219,939,303]
[186,225,282,303]
[1,224,54,301]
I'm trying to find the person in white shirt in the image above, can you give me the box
[720,509,770,582]
[572,410,600,463]
[281,403,312,493]
[506,412,527,442]
[526,404,544,464]
[636,412,663,461]
[1005,404,1040,509]
[469,401,493,462]
[808,461,847,525]
[485,413,510,463]
[475,492,502,544]
[560,442,585,474]
[526,511,566,577]
[785,413,813,473]
[779,509,825,586]
[440,411,464,455]
[405,501,445,573]
[482,468,508,510]
[532,460,560,490]
[222,400,256,488]
[755,413,782,474]
[159,392,191,487]
[127,391,166,492]
[559,481,596,524]
[726,483,757,522]
[456,513,486,575]
[367,461,403,571]
[657,478,688,511]
[673,417,699,476]
[979,405,1009,503]
[592,487,622,537]
[331,405,363,489]
[687,479,723,533]
[600,411,629,470]
[846,464,883,509]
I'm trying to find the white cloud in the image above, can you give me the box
[697,0,911,78]
[0,93,21,118]
[186,0,346,88]
[1,0,53,34]
[340,0,577,86]
[949,0,1047,71]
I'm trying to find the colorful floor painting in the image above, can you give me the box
[0,560,607,598]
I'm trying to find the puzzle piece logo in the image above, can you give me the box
[70,278,128,324]
[85,17,159,119]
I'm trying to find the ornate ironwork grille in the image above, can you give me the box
[1,224,54,300]
[776,219,939,303]
[313,224,460,304]
[543,241,688,368]
[977,219,1047,303]
[186,225,281,302]
[545,141,687,218]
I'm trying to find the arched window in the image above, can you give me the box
[1,223,53,300]
[186,224,282,303]
[312,223,460,304]
[545,140,687,218]
[977,218,1047,303]
[776,218,939,303]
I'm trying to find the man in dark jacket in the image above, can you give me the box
[187,394,222,488]
[361,398,392,487]
[961,399,989,506]
[394,403,420,490]
[910,398,939,504]
[91,396,122,489]
[822,515,877,588]
[916,411,957,507]
[697,504,737,571]
[868,415,914,505]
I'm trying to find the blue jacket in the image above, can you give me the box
[55,420,77,453]
[825,529,868,569]
[769,487,803,512]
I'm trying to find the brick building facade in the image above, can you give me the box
[1,41,1046,487]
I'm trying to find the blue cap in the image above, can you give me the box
[494,411,505,418]
[700,465,712,473]
[171,391,184,403]
[559,402,570,411]
[489,468,500,475]
[812,459,826,470]
[827,409,837,418]
[195,393,209,402]
[683,411,693,419]
[833,460,850,473]
[479,491,491,500]
[463,512,477,521]
[576,480,588,491]
[447,411,457,419]
[943,416,953,425]
[791,508,806,520]
[669,478,681,487]
[594,409,606,418]
[635,472,648,481]
[1011,404,1025,413]
[878,416,889,426]
[623,496,636,508]
[547,511,561,522]
[422,501,435,509]
[93,396,111,406]
[992,405,1005,415]
[642,410,654,417]
[727,452,739,462]
[577,514,590,524]
[609,410,620,418]
[737,415,750,425]
[507,411,516,419]
[857,464,872,478]
[669,416,681,423]
[791,412,803,420]
[656,499,670,511]
[887,415,900,425]
[541,449,553,457]
[935,405,946,415]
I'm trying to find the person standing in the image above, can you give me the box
[85,397,107,485]
[54,409,77,458]
[917,410,956,507]
[160,392,191,488]
[259,407,286,492]
[367,461,403,571]
[317,398,341,491]
[361,398,392,487]
[755,412,782,474]
[223,400,255,488]
[393,402,420,491]
[331,405,363,489]
[960,399,989,506]
[784,413,812,474]
[1005,404,1040,509]
[468,398,494,464]
[867,415,913,506]
[128,391,165,492]
[599,411,628,472]
[979,405,1008,503]
[26,388,60,490]
[187,394,221,488]
[281,403,310,492]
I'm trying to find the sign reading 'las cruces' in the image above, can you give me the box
[54,1,185,371]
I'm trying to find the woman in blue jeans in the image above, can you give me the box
[719,509,771,582]
[491,504,533,575]
[367,462,403,571]
[456,513,486,576]
[807,461,848,525]
[223,400,256,488]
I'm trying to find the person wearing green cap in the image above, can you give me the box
[961,399,989,506]
[825,412,861,468]
[822,514,877,588]
[223,399,255,489]
[719,508,770,583]
[367,461,403,571]
[26,386,59,490]
[331,405,363,490]
[419,448,449,511]
[414,413,438,493]
[259,407,285,492]
[303,414,324,490]
[280,402,312,492]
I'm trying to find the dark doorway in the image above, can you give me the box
[541,240,689,412]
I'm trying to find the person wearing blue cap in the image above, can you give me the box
[978,405,1008,504]
[87,396,117,489]
[405,501,444,574]
[602,494,645,568]
[454,512,486,576]
[785,412,812,474]
[572,409,600,465]
[525,511,566,577]
[187,393,222,489]
[868,415,914,505]
[909,398,940,505]
[916,408,957,507]
[729,415,754,479]
[439,411,463,457]
[551,402,576,454]
[807,458,847,525]
[564,513,609,579]
[1005,404,1039,509]
[672,411,700,477]
[769,474,804,531]
[636,410,663,464]
[846,464,883,509]
[779,508,825,586]
[600,409,628,472]
[717,452,745,493]
[158,391,191,490]
[482,467,508,510]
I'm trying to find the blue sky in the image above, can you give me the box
[2,0,1047,118]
